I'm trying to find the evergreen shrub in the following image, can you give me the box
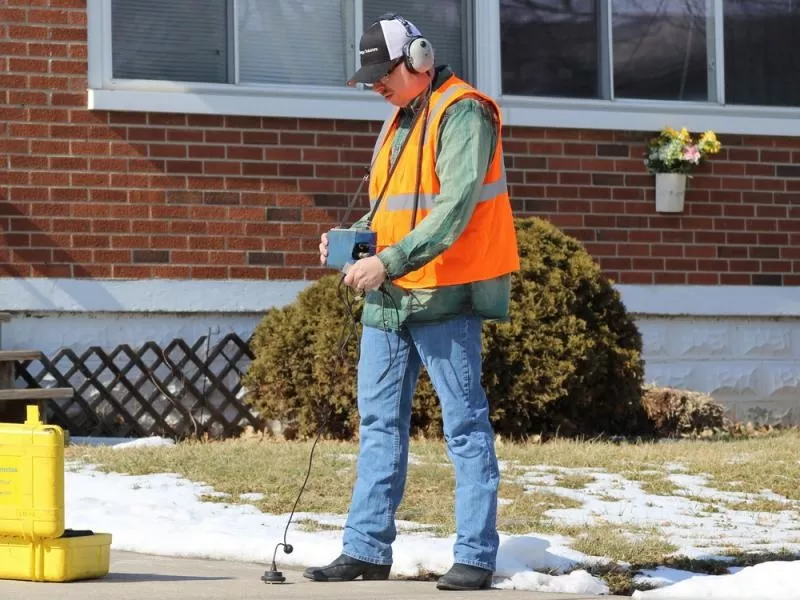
[243,217,650,439]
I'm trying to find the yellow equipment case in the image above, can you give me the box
[0,530,112,582]
[0,405,112,583]
[0,404,65,539]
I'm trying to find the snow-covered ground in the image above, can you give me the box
[64,437,800,598]
[518,464,800,559]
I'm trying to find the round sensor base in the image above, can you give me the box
[261,570,287,584]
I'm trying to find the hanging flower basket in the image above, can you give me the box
[644,127,722,213]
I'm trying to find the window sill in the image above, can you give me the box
[88,83,394,122]
[500,95,800,137]
[88,84,800,137]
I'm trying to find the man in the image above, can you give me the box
[305,14,520,592]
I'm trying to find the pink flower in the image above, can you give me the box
[683,144,701,163]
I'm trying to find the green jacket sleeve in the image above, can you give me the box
[376,98,498,280]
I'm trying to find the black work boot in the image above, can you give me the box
[436,563,493,591]
[303,553,391,582]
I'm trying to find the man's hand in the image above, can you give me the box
[343,255,387,292]
[319,232,328,265]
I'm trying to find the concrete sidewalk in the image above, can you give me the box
[0,550,628,600]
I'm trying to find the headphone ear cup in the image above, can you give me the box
[404,37,434,74]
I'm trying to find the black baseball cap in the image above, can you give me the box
[346,16,423,87]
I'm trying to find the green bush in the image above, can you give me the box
[481,217,649,437]
[243,275,364,439]
[243,217,649,440]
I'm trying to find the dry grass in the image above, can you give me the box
[554,473,595,490]
[496,482,583,534]
[295,519,343,533]
[65,430,800,579]
[620,470,681,496]
[567,523,678,565]
[493,431,800,501]
[721,498,793,513]
[67,438,359,515]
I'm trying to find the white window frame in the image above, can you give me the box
[88,0,800,136]
[87,0,395,121]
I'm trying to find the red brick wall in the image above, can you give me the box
[3,1,800,285]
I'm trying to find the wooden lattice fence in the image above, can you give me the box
[14,333,261,439]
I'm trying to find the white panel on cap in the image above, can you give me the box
[379,19,415,61]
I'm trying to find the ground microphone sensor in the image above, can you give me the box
[261,542,293,584]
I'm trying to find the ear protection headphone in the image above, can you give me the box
[379,13,435,74]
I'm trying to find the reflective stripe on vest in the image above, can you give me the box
[380,170,508,211]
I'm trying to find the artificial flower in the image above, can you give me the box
[644,126,723,174]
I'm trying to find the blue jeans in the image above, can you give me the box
[341,315,500,571]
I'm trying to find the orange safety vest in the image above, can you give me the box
[368,74,520,290]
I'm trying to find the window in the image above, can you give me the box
[362,0,473,82]
[106,0,471,88]
[237,1,354,87]
[112,0,231,83]
[110,0,355,86]
[493,0,800,135]
[500,0,711,102]
[88,0,800,135]
[91,0,473,120]
[724,0,800,107]
[500,0,601,99]
[612,0,710,102]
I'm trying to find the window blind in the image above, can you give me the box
[111,0,229,83]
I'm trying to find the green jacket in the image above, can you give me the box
[354,66,513,331]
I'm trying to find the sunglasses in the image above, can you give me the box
[370,60,403,87]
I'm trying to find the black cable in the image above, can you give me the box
[336,275,362,359]
[265,414,332,582]
[374,79,432,381]
[267,78,434,585]
[339,166,371,229]
[365,87,434,229]
[265,273,362,583]
[271,412,327,560]
[376,283,402,384]
[336,96,430,233]
[410,81,433,231]
[264,404,330,583]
